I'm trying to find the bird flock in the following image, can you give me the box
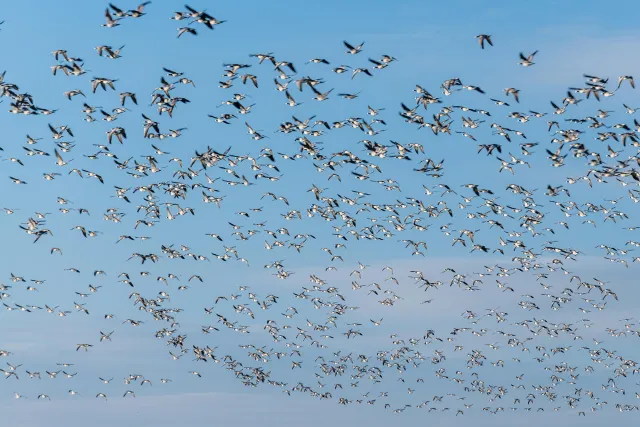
[1,2,640,418]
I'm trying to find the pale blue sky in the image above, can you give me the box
[1,1,640,425]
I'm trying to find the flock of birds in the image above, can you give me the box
[1,2,640,418]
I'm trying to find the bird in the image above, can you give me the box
[504,87,520,103]
[518,50,538,66]
[476,34,493,49]
[177,27,197,38]
[344,41,365,54]
[618,75,635,89]
[102,8,122,28]
[128,2,152,18]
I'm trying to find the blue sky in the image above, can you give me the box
[1,0,640,425]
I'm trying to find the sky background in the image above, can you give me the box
[1,0,640,425]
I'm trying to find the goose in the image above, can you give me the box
[338,92,360,100]
[476,34,493,49]
[175,77,195,86]
[54,149,72,166]
[5,157,24,166]
[52,49,69,61]
[352,68,372,79]
[105,45,125,59]
[518,50,538,66]
[9,176,27,184]
[344,41,365,54]
[617,75,635,89]
[63,89,85,100]
[273,79,289,92]
[120,92,137,106]
[311,86,333,101]
[101,9,122,28]
[249,52,275,64]
[504,87,520,103]
[128,2,151,18]
[95,45,113,56]
[284,90,302,107]
[240,74,258,88]
[177,27,197,38]
[91,77,118,93]
[106,127,127,144]
[462,85,485,94]
[307,58,330,65]
[274,61,296,74]
[332,65,351,74]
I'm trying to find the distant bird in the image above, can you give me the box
[177,27,197,38]
[518,50,538,66]
[504,87,520,103]
[618,75,635,89]
[344,41,365,55]
[101,8,122,28]
[476,34,493,49]
[128,2,152,18]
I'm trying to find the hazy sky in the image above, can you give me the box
[1,1,640,425]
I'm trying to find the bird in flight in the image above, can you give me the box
[476,34,493,49]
